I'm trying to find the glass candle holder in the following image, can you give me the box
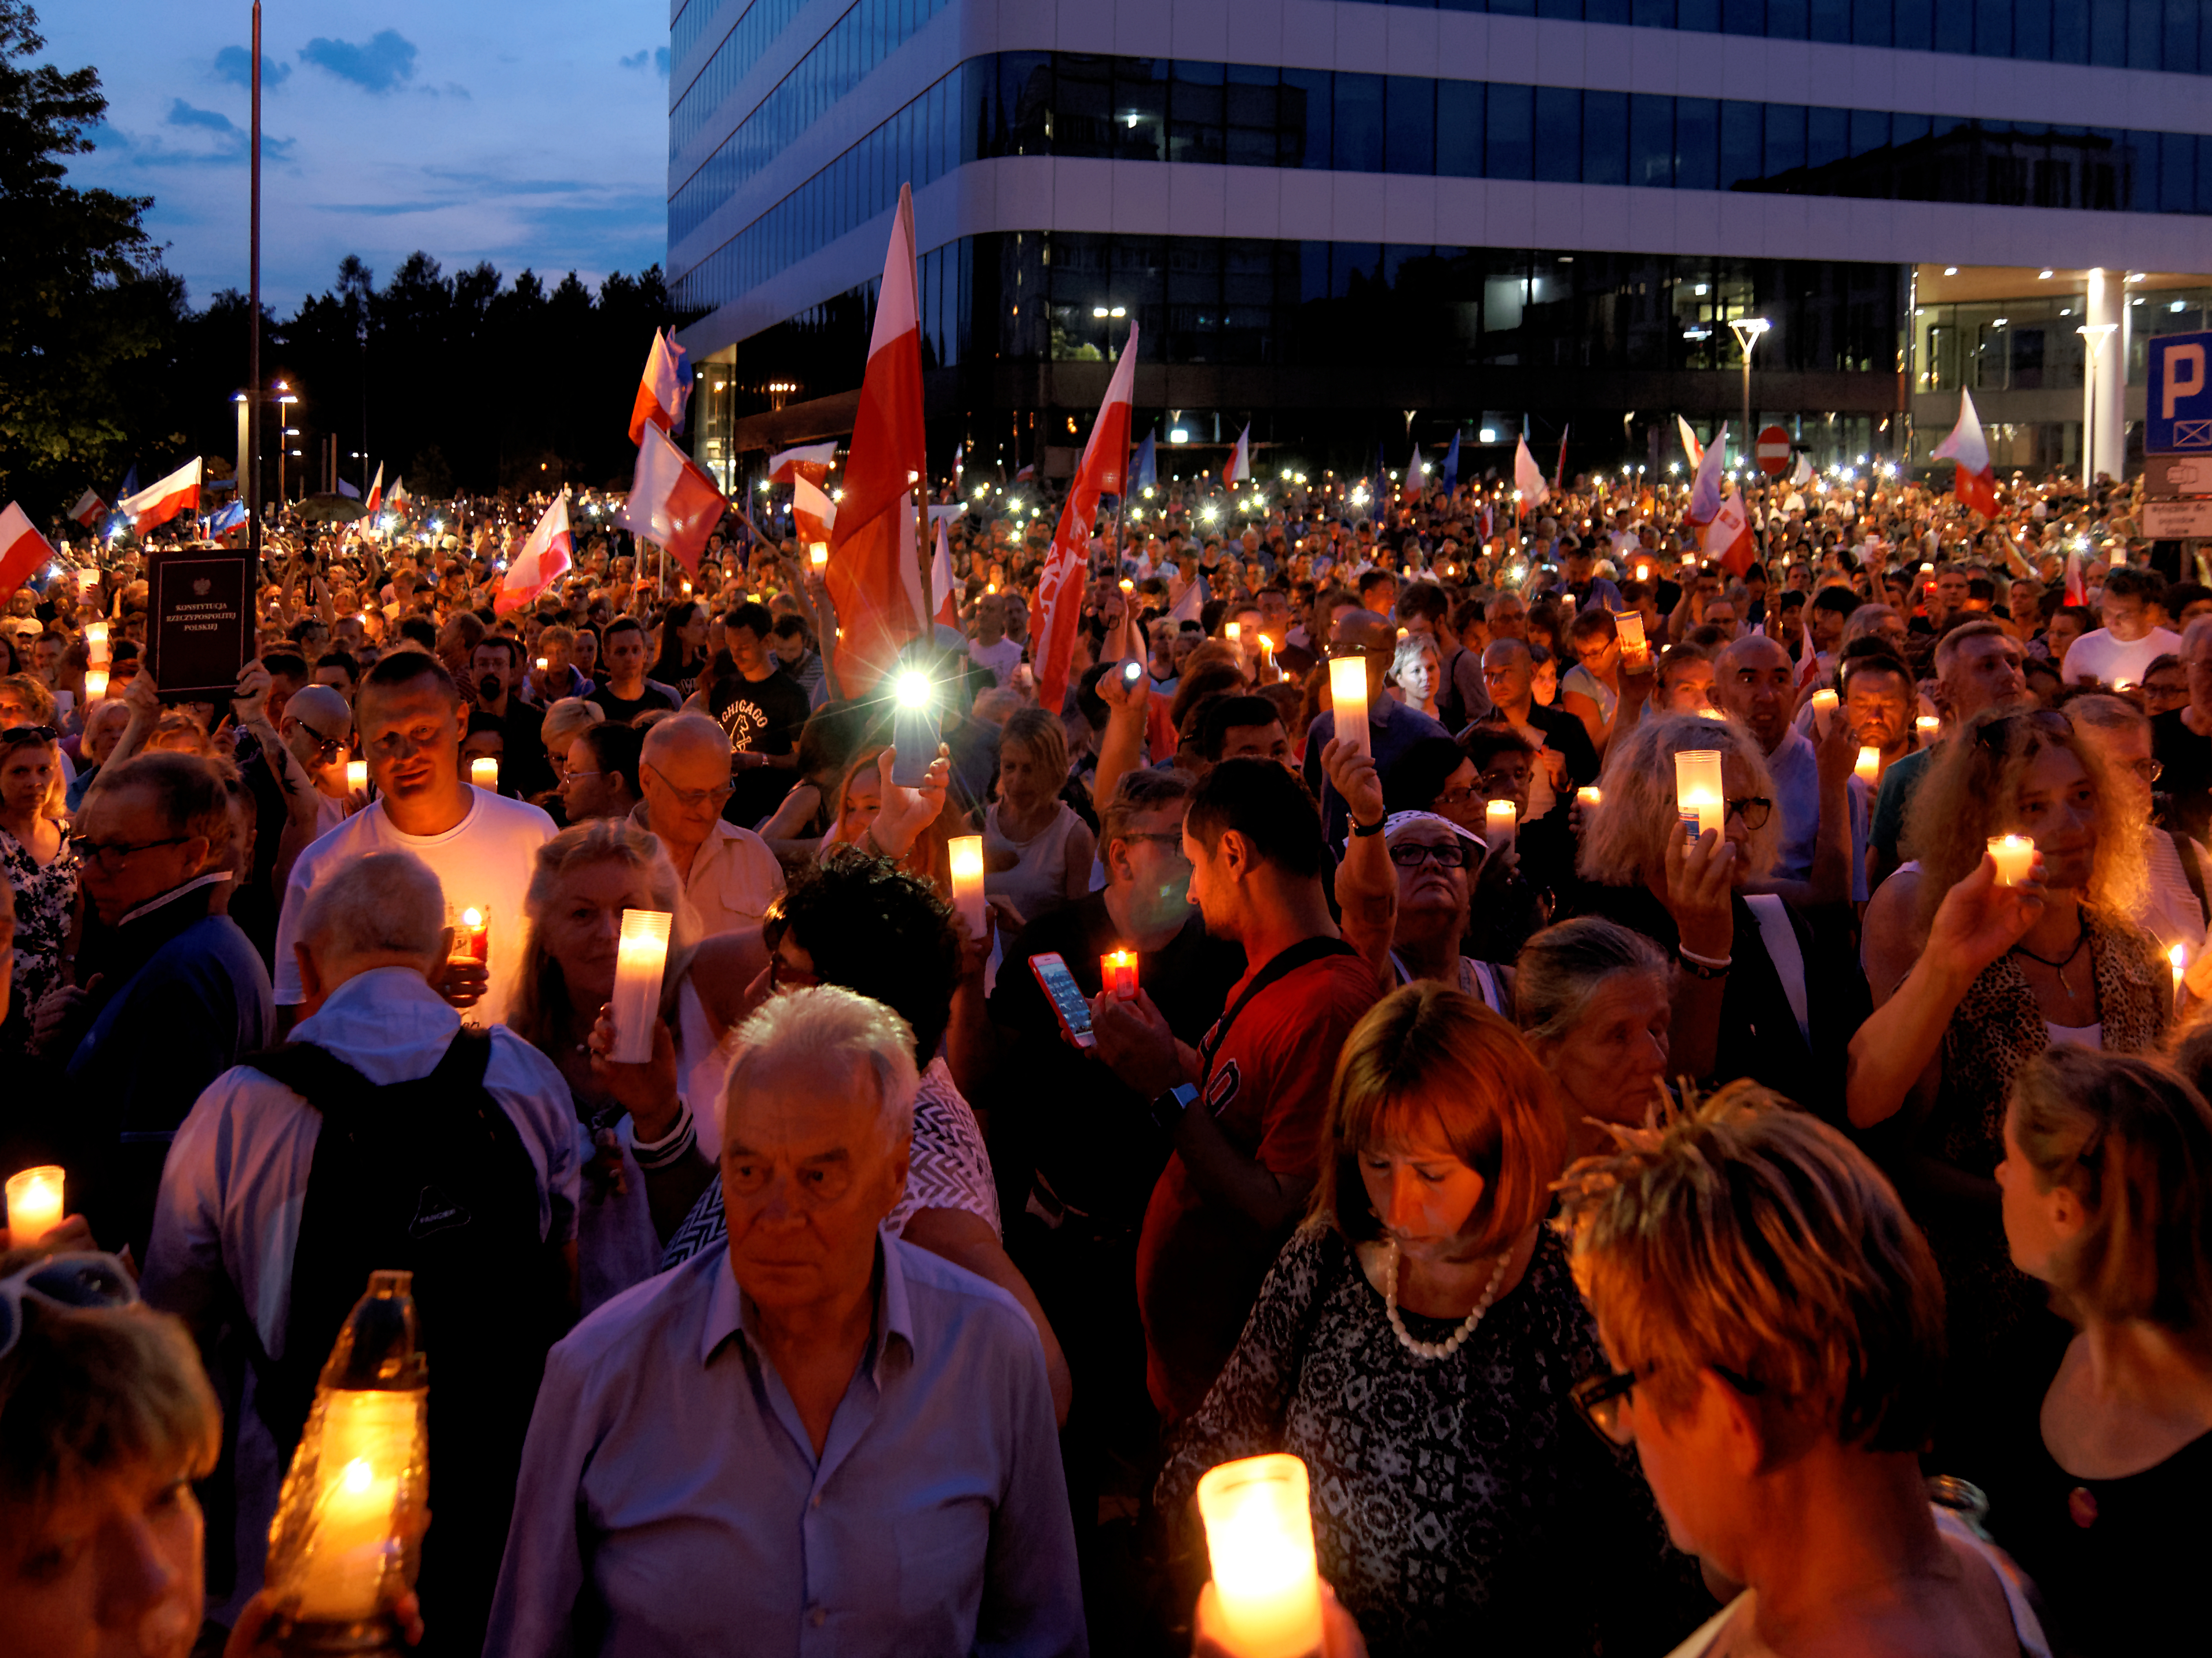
[1675,750,1724,841]
[1195,1454,1324,1658]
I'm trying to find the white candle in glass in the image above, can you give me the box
[1916,715,1941,747]
[1576,786,1602,808]
[1675,750,1725,841]
[1484,798,1518,856]
[82,666,108,700]
[84,621,109,665]
[1855,746,1881,785]
[1614,608,1648,667]
[345,760,369,794]
[948,835,987,938]
[1809,688,1838,739]
[1987,835,2036,885]
[1328,657,1370,759]
[611,911,674,1065]
[470,757,498,790]
[6,1165,65,1245]
[1195,1454,1324,1658]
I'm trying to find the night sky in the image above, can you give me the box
[49,1,670,312]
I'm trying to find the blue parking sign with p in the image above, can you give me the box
[2149,332,2212,454]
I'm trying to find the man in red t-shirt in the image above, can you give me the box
[1091,758,1380,1421]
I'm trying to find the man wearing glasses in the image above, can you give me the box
[635,713,783,939]
[273,651,555,1030]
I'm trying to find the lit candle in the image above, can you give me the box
[534,656,548,672]
[810,542,829,568]
[452,905,489,966]
[1986,835,2036,886]
[345,760,368,794]
[1119,578,1135,593]
[1855,745,1881,786]
[611,910,674,1065]
[5,1165,65,1246]
[948,835,987,938]
[1576,786,1602,808]
[1614,608,1648,669]
[2172,942,2188,1003]
[1484,798,1518,856]
[1328,656,1371,759]
[470,757,499,790]
[1916,715,1941,747]
[1257,634,1279,681]
[1675,749,1725,841]
[84,621,109,665]
[292,1389,412,1623]
[1809,688,1838,739]
[1225,621,1241,641]
[1102,948,1138,1000]
[82,665,108,700]
[1195,1454,1324,1658]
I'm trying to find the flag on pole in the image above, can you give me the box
[1132,428,1156,492]
[69,490,105,527]
[1014,461,1035,483]
[1686,423,1728,526]
[1403,445,1424,505]
[792,474,836,549]
[1701,491,1757,578]
[1553,425,1570,490]
[931,516,959,630]
[628,328,692,443]
[1931,390,2000,516]
[2063,542,2087,605]
[1222,425,1251,488]
[390,476,409,507]
[1440,431,1460,496]
[1512,436,1548,507]
[1037,320,1141,714]
[620,423,729,577]
[364,463,384,515]
[119,458,203,534]
[1676,416,1705,469]
[1789,451,1814,487]
[0,502,56,596]
[768,440,838,483]
[208,500,248,536]
[824,184,929,693]
[496,491,573,614]
[335,478,361,500]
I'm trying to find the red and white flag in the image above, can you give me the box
[792,473,836,549]
[2063,542,2088,605]
[931,516,959,629]
[1700,490,1757,578]
[1932,390,1999,517]
[1037,320,1141,713]
[119,457,202,534]
[390,476,409,507]
[1686,423,1728,526]
[628,328,692,445]
[364,463,384,515]
[0,502,56,596]
[69,490,105,527]
[824,185,929,692]
[1222,425,1251,489]
[1676,415,1705,469]
[1403,445,1424,505]
[495,491,573,614]
[768,440,838,484]
[1512,435,1548,508]
[621,423,728,578]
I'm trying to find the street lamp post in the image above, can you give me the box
[2077,322,2118,490]
[248,0,262,564]
[1727,316,1771,469]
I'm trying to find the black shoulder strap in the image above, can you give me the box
[1199,935,1359,1085]
[2176,830,2211,929]
[244,1041,380,1127]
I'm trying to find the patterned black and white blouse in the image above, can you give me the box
[1157,1224,1707,1658]
[2,824,76,1043]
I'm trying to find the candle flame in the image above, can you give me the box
[462,908,484,929]
[339,1458,376,1495]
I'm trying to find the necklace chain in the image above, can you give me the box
[1382,1239,1511,1362]
[2010,911,2090,999]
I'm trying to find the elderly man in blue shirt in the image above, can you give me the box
[485,984,1086,1658]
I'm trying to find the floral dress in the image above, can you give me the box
[2,823,78,1038]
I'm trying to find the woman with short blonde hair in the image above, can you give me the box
[1158,986,1702,1657]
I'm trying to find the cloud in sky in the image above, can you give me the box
[48,4,668,309]
[299,30,420,95]
[620,46,671,76]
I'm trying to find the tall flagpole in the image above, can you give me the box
[906,187,932,640]
[247,0,262,570]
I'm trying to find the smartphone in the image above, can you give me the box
[1030,952,1096,1048]
[891,667,940,787]
[1123,660,1142,684]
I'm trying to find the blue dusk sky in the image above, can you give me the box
[46,1,671,311]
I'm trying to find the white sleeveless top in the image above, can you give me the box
[983,799,1083,924]
[1390,949,1509,1015]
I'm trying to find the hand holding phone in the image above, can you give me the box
[1030,952,1096,1048]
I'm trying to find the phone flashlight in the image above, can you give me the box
[892,668,939,786]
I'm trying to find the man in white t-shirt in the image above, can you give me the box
[2061,566,2183,688]
[274,650,555,1029]
[968,593,1024,688]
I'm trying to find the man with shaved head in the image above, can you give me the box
[1713,633,1861,905]
[636,713,784,937]
[1301,608,1450,843]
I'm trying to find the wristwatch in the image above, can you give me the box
[1149,1082,1201,1135]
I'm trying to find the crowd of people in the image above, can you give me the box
[3,452,2211,1658]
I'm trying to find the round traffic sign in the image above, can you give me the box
[1756,425,1792,476]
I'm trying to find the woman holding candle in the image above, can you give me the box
[1157,986,1704,1658]
[1850,706,2168,1459]
[0,723,76,1057]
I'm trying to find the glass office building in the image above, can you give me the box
[667,0,2212,483]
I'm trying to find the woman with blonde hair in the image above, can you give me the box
[1980,1046,2212,1655]
[1158,985,1702,1658]
[1571,712,1865,1117]
[1386,630,1442,722]
[983,705,1094,927]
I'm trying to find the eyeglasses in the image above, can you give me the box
[294,728,347,766]
[75,835,192,869]
[1571,1360,1764,1447]
[1434,783,1479,809]
[2127,758,2164,783]
[0,1254,138,1362]
[1726,796,1774,831]
[0,723,58,747]
[1117,831,1189,855]
[1387,839,1470,868]
[643,758,735,810]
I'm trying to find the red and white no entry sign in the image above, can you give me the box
[1756,425,1792,476]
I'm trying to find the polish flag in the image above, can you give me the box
[1512,435,1549,508]
[495,491,573,614]
[0,502,56,596]
[931,516,958,629]
[69,490,105,527]
[1403,445,1424,505]
[621,423,728,578]
[1701,490,1757,578]
[2063,542,2087,606]
[1676,415,1705,469]
[1686,423,1728,526]
[390,476,409,507]
[824,184,929,693]
[1222,425,1251,488]
[364,463,384,515]
[119,457,202,534]
[768,440,838,484]
[628,328,693,443]
[1037,320,1141,713]
[1932,390,1999,517]
[792,473,837,549]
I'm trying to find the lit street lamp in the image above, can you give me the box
[1727,317,1771,470]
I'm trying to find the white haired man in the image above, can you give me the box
[487,985,1085,1657]
[635,712,784,937]
[144,849,580,1649]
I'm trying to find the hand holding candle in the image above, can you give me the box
[451,905,489,965]
[611,911,674,1065]
[1614,608,1649,670]
[1675,750,1724,842]
[1327,657,1371,760]
[346,759,369,795]
[1810,688,1837,739]
[1986,835,2036,886]
[1195,1454,1325,1658]
[1484,798,1518,857]
[948,836,987,940]
[1102,948,1139,1000]
[5,1165,65,1246]
[1854,746,1881,786]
